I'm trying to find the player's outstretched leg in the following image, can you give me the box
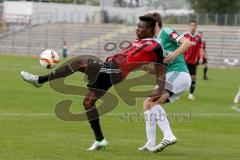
[21,55,102,87]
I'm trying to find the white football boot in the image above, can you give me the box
[188,94,196,100]
[138,141,155,151]
[87,139,108,151]
[20,71,42,88]
[153,137,177,153]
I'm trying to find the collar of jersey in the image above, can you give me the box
[187,31,199,37]
[141,38,155,41]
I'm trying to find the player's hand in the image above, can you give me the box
[191,41,196,46]
[145,97,160,108]
[163,52,177,63]
[148,88,162,102]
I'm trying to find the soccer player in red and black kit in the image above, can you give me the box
[183,20,204,100]
[20,17,166,151]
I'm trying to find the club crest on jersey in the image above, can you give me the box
[170,31,179,40]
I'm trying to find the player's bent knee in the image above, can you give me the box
[158,99,165,104]
[143,98,152,110]
[83,98,95,109]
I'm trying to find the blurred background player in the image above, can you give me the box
[234,86,240,104]
[198,31,209,80]
[138,12,191,152]
[62,41,68,58]
[183,20,204,100]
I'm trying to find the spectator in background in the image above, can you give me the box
[114,0,126,7]
[62,41,68,58]
[114,0,139,7]
[136,0,139,7]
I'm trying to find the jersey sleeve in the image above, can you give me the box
[153,43,165,65]
[163,27,184,43]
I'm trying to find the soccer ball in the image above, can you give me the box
[40,50,60,69]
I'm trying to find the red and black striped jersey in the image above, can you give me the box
[183,32,202,64]
[106,38,164,78]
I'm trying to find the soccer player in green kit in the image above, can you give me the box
[138,12,192,152]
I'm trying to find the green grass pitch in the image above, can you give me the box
[0,55,240,160]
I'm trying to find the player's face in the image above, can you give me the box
[189,22,197,34]
[136,21,152,39]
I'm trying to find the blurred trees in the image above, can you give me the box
[188,0,240,13]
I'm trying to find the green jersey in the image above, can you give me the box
[156,27,189,73]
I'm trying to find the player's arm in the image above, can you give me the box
[174,37,191,56]
[148,63,166,102]
[198,38,204,64]
[148,44,167,101]
[202,48,207,58]
[155,62,166,95]
[141,64,156,74]
[164,35,191,64]
[199,47,204,64]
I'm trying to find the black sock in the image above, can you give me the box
[86,107,104,141]
[37,57,101,84]
[38,75,49,84]
[37,61,79,84]
[190,80,196,94]
[203,67,208,78]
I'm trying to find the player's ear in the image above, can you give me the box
[155,22,158,30]
[154,22,159,36]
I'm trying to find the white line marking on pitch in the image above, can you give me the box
[0,113,239,117]
[231,104,240,112]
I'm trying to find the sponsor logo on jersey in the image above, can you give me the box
[132,42,143,48]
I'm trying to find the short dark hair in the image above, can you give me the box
[139,17,156,34]
[189,19,197,25]
[139,12,162,28]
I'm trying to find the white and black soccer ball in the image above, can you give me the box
[39,50,60,69]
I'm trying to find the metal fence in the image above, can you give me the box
[2,11,240,26]
[165,13,240,26]
[29,12,240,26]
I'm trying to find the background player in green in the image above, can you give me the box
[138,12,192,152]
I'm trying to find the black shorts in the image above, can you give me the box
[87,60,122,92]
[187,63,197,75]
